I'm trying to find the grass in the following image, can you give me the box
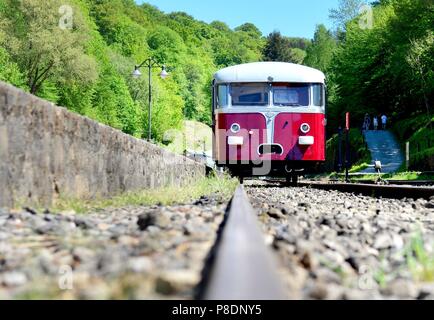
[405,233,434,282]
[386,172,434,181]
[47,174,238,214]
[364,233,434,289]
[349,162,370,173]
[373,268,388,289]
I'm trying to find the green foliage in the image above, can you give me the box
[288,48,306,65]
[304,24,337,73]
[147,26,187,65]
[308,0,433,173]
[0,47,27,88]
[2,0,430,166]
[150,77,184,141]
[0,0,98,95]
[0,0,265,142]
[263,31,309,63]
[235,23,262,38]
[304,24,339,130]
[406,119,434,170]
[329,0,433,126]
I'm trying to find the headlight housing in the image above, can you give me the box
[231,123,241,133]
[300,123,311,134]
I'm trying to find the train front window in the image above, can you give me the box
[273,84,309,107]
[231,84,269,106]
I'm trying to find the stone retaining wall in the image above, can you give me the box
[0,81,205,208]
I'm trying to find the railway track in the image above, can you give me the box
[298,181,434,200]
[199,185,287,300]
[258,178,434,200]
[348,180,434,187]
[199,178,434,300]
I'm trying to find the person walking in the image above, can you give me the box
[373,116,379,131]
[363,113,371,131]
[381,114,388,130]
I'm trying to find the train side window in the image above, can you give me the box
[217,85,228,108]
[312,84,324,106]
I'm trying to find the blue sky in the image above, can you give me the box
[137,0,340,39]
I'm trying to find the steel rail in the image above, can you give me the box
[298,182,434,200]
[202,185,286,300]
[349,180,434,186]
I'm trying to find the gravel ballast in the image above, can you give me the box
[246,182,434,300]
[2,180,434,300]
[0,195,226,299]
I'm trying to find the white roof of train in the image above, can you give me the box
[214,62,325,84]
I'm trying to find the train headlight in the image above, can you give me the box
[300,123,311,134]
[230,123,241,133]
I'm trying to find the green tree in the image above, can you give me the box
[304,24,337,72]
[0,47,27,88]
[406,32,434,119]
[0,0,267,144]
[235,23,262,38]
[328,0,433,132]
[263,31,287,61]
[289,48,306,65]
[1,0,98,95]
[263,31,308,64]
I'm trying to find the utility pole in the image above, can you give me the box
[338,126,343,173]
[132,57,168,142]
[406,142,410,171]
[345,113,350,183]
[148,62,152,142]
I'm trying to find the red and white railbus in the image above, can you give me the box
[212,62,326,183]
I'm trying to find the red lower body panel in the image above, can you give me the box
[214,112,325,164]
[274,113,325,161]
[215,113,267,163]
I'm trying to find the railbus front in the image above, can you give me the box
[212,62,326,182]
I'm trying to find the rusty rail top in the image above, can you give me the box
[203,185,286,300]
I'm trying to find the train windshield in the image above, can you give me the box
[273,84,309,107]
[231,83,269,106]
